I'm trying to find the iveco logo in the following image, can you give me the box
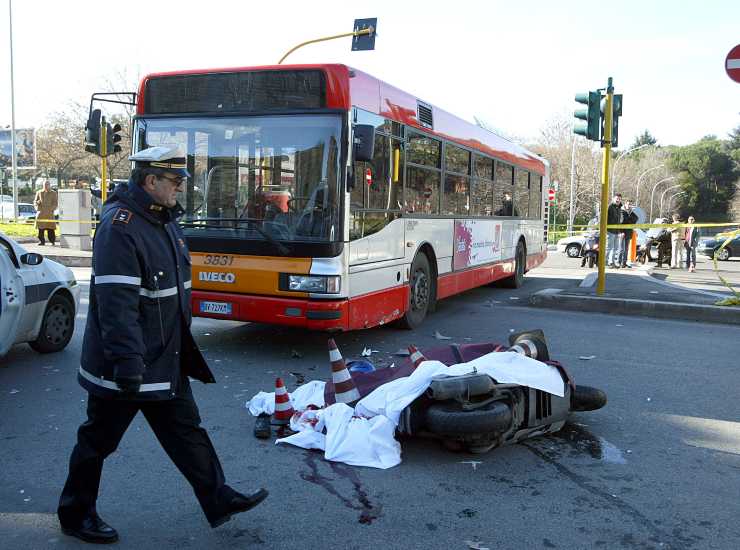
[199,272,236,284]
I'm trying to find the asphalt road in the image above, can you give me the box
[1,258,739,550]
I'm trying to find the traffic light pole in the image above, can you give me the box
[596,78,614,295]
[100,118,108,204]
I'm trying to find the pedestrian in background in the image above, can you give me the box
[606,193,623,268]
[58,146,267,544]
[619,199,638,268]
[669,213,685,269]
[684,215,699,272]
[34,180,58,246]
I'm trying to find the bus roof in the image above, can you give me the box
[138,63,546,175]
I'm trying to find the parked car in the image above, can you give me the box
[697,231,740,261]
[0,231,81,356]
[0,202,37,222]
[557,229,647,258]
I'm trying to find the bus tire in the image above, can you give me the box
[398,253,432,329]
[501,241,525,289]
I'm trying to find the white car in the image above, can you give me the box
[0,232,81,356]
[557,229,648,258]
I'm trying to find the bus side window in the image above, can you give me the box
[515,168,529,218]
[530,174,542,219]
[472,155,494,216]
[494,162,515,216]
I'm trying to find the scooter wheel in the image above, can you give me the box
[571,385,607,412]
[425,400,512,435]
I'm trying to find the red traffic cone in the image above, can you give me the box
[407,345,427,368]
[328,338,361,405]
[272,377,295,425]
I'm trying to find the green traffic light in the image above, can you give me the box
[573,91,601,141]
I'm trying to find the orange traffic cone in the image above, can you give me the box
[407,345,427,368]
[272,377,295,425]
[328,338,361,405]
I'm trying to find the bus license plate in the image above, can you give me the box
[200,301,232,315]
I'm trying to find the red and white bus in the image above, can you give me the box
[132,64,549,331]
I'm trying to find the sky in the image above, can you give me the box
[1,0,739,148]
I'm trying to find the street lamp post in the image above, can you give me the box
[568,134,576,236]
[611,143,651,196]
[659,184,681,218]
[667,191,686,214]
[8,0,18,220]
[649,177,676,220]
[635,164,664,207]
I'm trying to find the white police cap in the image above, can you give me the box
[129,146,190,177]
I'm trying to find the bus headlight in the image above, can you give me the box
[283,274,341,293]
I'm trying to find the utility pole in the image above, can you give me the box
[9,0,18,220]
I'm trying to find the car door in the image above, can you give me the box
[0,248,24,355]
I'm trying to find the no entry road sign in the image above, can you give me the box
[726,44,740,83]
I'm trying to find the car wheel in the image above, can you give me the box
[501,241,526,289]
[29,294,75,353]
[565,243,581,258]
[397,253,432,329]
[717,247,731,261]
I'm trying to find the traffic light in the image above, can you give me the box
[106,122,122,155]
[84,109,101,155]
[608,94,622,148]
[573,91,601,141]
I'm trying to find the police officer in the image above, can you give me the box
[58,146,267,544]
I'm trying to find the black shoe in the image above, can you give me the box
[210,489,269,528]
[61,515,119,544]
[39,242,45,246]
[254,413,271,439]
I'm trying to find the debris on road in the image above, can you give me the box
[10,389,20,394]
[465,542,490,550]
[361,347,379,357]
[459,460,482,470]
[291,349,303,359]
[434,330,452,340]
[579,355,596,360]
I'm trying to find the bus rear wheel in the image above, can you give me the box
[501,242,525,289]
[398,253,432,329]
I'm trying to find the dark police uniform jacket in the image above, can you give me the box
[79,181,215,400]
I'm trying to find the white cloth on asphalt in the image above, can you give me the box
[246,380,326,416]
[271,352,565,469]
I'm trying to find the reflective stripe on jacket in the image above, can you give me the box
[79,181,215,401]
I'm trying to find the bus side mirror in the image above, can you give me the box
[353,124,375,163]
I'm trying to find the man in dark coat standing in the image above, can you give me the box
[58,146,267,544]
[606,193,623,267]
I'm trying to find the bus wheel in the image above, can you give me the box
[398,253,432,329]
[501,242,525,289]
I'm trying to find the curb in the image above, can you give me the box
[530,289,740,325]
[43,255,92,268]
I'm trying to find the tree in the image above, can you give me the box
[669,136,738,221]
[631,130,657,149]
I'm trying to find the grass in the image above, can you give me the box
[0,222,37,238]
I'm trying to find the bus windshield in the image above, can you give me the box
[134,114,343,244]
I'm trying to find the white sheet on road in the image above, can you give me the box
[246,380,325,416]
[264,352,565,469]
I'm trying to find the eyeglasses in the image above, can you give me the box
[158,175,186,187]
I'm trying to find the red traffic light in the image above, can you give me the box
[547,188,556,202]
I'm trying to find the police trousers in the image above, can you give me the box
[58,381,236,527]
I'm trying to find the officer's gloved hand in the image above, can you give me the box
[115,374,143,395]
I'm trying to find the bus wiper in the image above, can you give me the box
[182,217,291,256]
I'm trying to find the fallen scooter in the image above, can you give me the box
[395,330,606,454]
